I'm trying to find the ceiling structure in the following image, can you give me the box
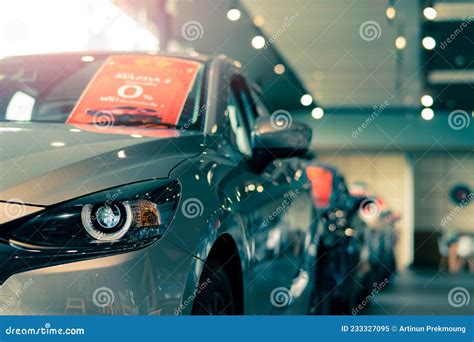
[166,0,313,112]
[242,0,422,111]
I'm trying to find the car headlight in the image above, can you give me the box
[1,179,180,252]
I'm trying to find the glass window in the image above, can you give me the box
[227,90,252,156]
[251,88,273,118]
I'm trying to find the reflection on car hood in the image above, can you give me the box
[0,123,204,205]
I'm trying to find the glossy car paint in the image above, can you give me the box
[0,53,318,315]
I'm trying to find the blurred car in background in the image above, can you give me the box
[305,162,399,314]
[305,162,363,314]
[351,194,399,289]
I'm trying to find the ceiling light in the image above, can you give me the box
[253,15,265,27]
[51,142,66,147]
[421,108,434,120]
[227,8,241,21]
[81,56,95,62]
[386,6,396,20]
[274,64,285,74]
[300,94,313,106]
[311,107,324,119]
[422,36,436,50]
[423,7,437,20]
[395,36,406,49]
[251,35,266,49]
[421,95,434,107]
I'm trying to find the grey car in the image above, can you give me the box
[0,52,318,315]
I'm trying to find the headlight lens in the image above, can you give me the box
[81,202,134,241]
[1,179,180,252]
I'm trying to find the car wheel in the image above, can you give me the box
[192,261,235,315]
[312,245,333,314]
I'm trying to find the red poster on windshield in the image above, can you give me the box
[306,166,334,208]
[67,55,201,126]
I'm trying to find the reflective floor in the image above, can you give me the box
[363,268,473,315]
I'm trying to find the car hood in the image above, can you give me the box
[0,122,204,206]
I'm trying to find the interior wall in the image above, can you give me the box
[414,153,474,233]
[413,153,474,266]
[317,152,414,269]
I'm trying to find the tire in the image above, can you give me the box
[191,261,236,315]
[312,245,333,314]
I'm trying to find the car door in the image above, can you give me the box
[218,74,299,314]
[249,88,317,314]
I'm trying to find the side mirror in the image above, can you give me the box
[250,116,312,169]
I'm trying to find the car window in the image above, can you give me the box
[227,89,252,156]
[227,76,257,156]
[250,87,272,118]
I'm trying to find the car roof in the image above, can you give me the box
[0,51,215,64]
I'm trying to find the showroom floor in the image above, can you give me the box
[363,269,473,315]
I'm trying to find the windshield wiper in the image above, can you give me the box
[102,122,184,129]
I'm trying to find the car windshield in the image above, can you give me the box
[0,54,204,130]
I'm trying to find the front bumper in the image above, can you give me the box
[0,239,197,315]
